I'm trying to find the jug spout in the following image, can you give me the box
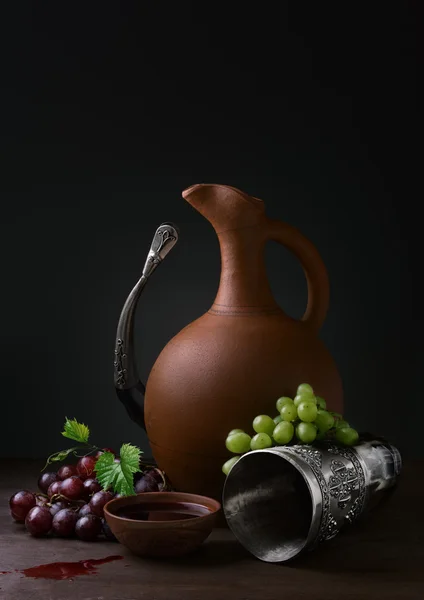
[184,183,278,310]
[182,184,265,232]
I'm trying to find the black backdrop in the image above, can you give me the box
[1,3,421,459]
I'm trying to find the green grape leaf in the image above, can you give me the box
[95,444,142,496]
[94,452,116,490]
[61,418,90,443]
[41,446,81,471]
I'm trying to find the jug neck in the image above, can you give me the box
[211,226,280,314]
[182,183,281,315]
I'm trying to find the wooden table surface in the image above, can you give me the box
[1,458,423,600]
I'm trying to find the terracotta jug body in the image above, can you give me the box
[114,184,343,500]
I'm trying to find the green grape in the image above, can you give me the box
[273,415,282,424]
[296,422,317,443]
[335,419,350,430]
[276,396,293,412]
[280,403,298,422]
[297,400,318,423]
[316,396,327,409]
[228,428,244,436]
[226,432,252,454]
[316,429,327,441]
[272,421,294,444]
[252,415,275,436]
[222,456,240,475]
[335,427,359,446]
[294,394,305,407]
[250,433,273,450]
[314,409,335,432]
[294,393,316,406]
[297,383,314,396]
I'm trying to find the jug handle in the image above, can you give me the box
[266,218,329,332]
[114,223,179,429]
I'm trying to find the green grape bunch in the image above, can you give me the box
[222,383,359,475]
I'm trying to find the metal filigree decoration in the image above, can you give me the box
[142,225,177,278]
[345,497,362,525]
[324,513,339,540]
[114,338,127,387]
[328,445,367,524]
[290,446,323,469]
[159,228,175,246]
[285,444,367,543]
[285,446,331,543]
[150,227,176,255]
[328,459,359,510]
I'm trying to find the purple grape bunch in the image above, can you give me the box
[9,458,169,542]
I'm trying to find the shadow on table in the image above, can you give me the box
[145,538,251,568]
[285,506,420,575]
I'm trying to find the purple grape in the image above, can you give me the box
[144,468,164,485]
[133,471,144,484]
[89,491,114,517]
[38,472,59,494]
[9,491,36,523]
[25,506,53,536]
[47,481,62,499]
[102,519,118,542]
[135,474,160,494]
[78,503,93,518]
[35,494,49,508]
[139,468,167,491]
[57,464,78,480]
[61,476,85,501]
[75,515,102,541]
[50,500,68,516]
[52,508,78,537]
[94,447,116,460]
[83,478,101,499]
[76,456,97,480]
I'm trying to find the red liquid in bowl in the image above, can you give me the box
[114,502,212,522]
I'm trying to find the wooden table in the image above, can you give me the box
[1,458,423,600]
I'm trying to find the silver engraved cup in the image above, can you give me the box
[222,437,402,563]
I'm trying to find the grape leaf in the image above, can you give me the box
[41,446,81,471]
[61,418,90,443]
[94,452,116,490]
[95,444,142,496]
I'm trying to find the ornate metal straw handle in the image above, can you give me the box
[113,222,179,428]
[142,223,179,278]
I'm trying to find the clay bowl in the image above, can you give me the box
[104,492,221,558]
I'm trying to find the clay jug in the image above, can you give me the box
[114,184,343,500]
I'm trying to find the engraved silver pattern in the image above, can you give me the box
[283,444,367,541]
[328,459,359,510]
[285,446,333,543]
[142,224,178,278]
[114,221,178,397]
[223,437,401,563]
[114,338,127,387]
[328,444,367,523]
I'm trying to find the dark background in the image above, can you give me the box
[1,3,421,459]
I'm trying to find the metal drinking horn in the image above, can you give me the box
[113,223,179,429]
[222,435,402,563]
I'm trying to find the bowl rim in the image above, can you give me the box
[104,491,222,526]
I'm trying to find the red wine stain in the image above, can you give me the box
[10,556,123,580]
[0,571,11,575]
